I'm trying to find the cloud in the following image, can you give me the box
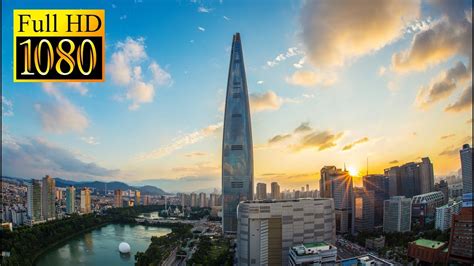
[35,86,89,133]
[42,82,88,96]
[134,176,220,193]
[257,80,264,85]
[294,122,312,133]
[223,16,230,21]
[136,122,222,160]
[445,85,472,112]
[266,47,302,67]
[294,130,343,151]
[249,91,282,112]
[439,146,459,157]
[171,162,218,175]
[440,134,456,140]
[119,15,127,20]
[198,26,206,32]
[268,134,292,144]
[389,160,399,164]
[2,137,118,179]
[392,5,472,72]
[342,137,369,151]
[81,136,100,145]
[286,70,336,87]
[184,152,207,158]
[108,37,172,110]
[415,61,471,108]
[300,0,420,68]
[378,66,387,76]
[2,96,13,117]
[197,6,212,13]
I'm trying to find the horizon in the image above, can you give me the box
[2,0,472,192]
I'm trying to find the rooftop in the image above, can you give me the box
[303,242,329,248]
[291,242,336,256]
[412,238,446,249]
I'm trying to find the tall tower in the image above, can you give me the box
[460,144,472,194]
[222,33,254,234]
[66,186,75,214]
[28,179,42,220]
[80,188,91,213]
[41,175,56,220]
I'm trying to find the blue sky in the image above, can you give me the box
[2,0,472,193]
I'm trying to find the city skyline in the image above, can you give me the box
[2,0,472,192]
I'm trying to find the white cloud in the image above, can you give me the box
[266,47,303,67]
[81,136,100,145]
[119,15,127,20]
[286,70,337,87]
[249,91,282,112]
[108,37,172,110]
[198,6,212,13]
[198,27,206,32]
[300,0,420,68]
[2,96,14,117]
[378,66,387,76]
[35,87,89,134]
[257,80,264,85]
[136,123,222,161]
[223,16,230,21]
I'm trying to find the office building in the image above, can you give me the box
[65,186,75,214]
[365,236,385,250]
[135,190,141,206]
[384,166,401,197]
[407,239,448,265]
[288,242,337,266]
[80,188,91,213]
[237,198,335,265]
[143,195,151,206]
[256,183,267,200]
[41,175,56,219]
[222,33,254,234]
[448,194,473,264]
[199,192,206,208]
[114,189,123,208]
[435,180,449,204]
[419,157,434,194]
[449,183,463,198]
[435,200,462,231]
[271,182,280,200]
[320,166,354,234]
[411,191,445,222]
[383,196,412,232]
[339,254,395,265]
[209,193,218,207]
[27,179,42,221]
[190,192,197,207]
[353,187,375,232]
[460,144,472,194]
[363,174,389,226]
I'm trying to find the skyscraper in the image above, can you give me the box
[190,192,197,207]
[363,174,389,226]
[256,183,267,200]
[80,188,91,213]
[199,192,207,208]
[222,33,254,234]
[419,157,434,194]
[114,189,123,208]
[27,179,42,221]
[135,190,141,206]
[460,144,472,194]
[354,187,375,232]
[320,166,354,234]
[66,186,75,214]
[271,182,281,200]
[383,196,412,233]
[41,175,56,220]
[384,166,401,197]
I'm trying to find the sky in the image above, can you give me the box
[2,0,472,193]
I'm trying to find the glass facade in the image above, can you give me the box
[222,33,254,234]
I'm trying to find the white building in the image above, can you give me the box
[237,198,335,266]
[449,183,463,198]
[288,242,337,266]
[435,200,462,231]
[383,196,412,233]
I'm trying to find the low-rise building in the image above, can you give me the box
[338,254,394,265]
[407,238,448,265]
[365,236,385,250]
[411,191,445,222]
[288,242,337,266]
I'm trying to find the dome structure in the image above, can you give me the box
[118,242,131,253]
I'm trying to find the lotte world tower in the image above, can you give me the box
[222,33,254,234]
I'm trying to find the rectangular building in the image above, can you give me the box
[114,189,123,208]
[460,144,472,194]
[411,191,445,222]
[27,179,42,221]
[383,196,412,232]
[65,186,75,214]
[256,183,267,200]
[354,188,375,232]
[41,175,56,220]
[407,239,448,265]
[435,200,462,231]
[448,201,473,264]
[237,198,335,266]
[288,242,337,266]
[80,188,91,213]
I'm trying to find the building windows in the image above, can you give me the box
[231,145,243,150]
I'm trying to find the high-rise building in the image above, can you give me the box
[363,174,389,226]
[256,183,267,200]
[419,157,434,194]
[448,197,473,264]
[199,192,207,208]
[435,180,449,204]
[80,188,91,213]
[114,189,123,208]
[135,190,141,206]
[354,187,375,232]
[271,182,280,200]
[209,193,218,207]
[65,186,75,214]
[460,144,472,194]
[399,162,421,198]
[435,200,462,231]
[383,196,412,233]
[190,192,197,207]
[320,166,354,234]
[222,33,254,234]
[237,198,336,265]
[143,195,151,206]
[27,179,42,221]
[41,175,56,219]
[384,166,401,197]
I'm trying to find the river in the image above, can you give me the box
[36,222,171,265]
